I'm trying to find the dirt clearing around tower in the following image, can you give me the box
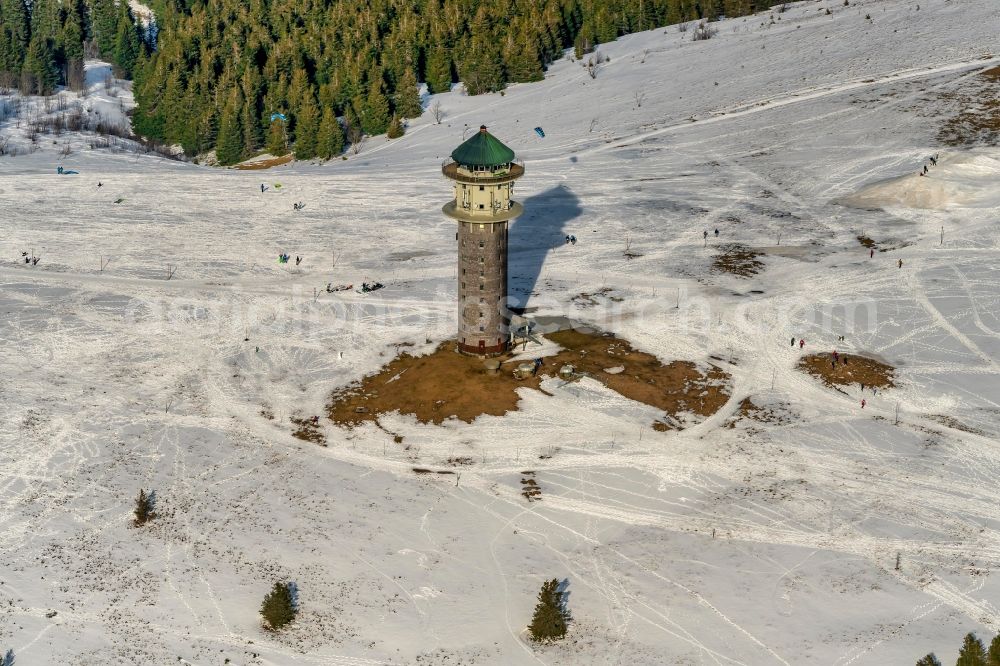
[328,329,730,430]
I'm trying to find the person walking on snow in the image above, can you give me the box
[799,339,805,349]
[898,258,903,269]
[870,249,874,259]
[791,337,795,347]
[861,399,866,409]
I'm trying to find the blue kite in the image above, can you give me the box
[56,166,79,175]
[533,127,545,138]
[270,112,288,123]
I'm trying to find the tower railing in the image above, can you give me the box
[442,158,524,184]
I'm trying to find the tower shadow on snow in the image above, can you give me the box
[508,184,582,309]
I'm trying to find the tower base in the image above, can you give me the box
[458,340,509,357]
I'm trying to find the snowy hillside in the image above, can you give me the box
[2,0,1000,664]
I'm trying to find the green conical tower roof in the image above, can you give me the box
[450,126,515,167]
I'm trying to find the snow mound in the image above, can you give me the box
[841,150,1000,210]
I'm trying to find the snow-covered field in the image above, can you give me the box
[2,0,1000,663]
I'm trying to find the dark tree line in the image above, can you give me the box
[918,631,1000,666]
[131,0,786,164]
[0,0,149,95]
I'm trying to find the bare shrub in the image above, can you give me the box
[586,50,604,79]
[431,100,443,124]
[347,123,365,154]
[692,21,718,41]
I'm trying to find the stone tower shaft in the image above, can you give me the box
[442,126,524,356]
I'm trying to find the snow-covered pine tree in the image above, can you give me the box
[915,654,941,666]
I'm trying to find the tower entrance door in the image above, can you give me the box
[478,340,486,353]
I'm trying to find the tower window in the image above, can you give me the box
[479,241,484,248]
[462,282,466,289]
[479,204,484,209]
[479,186,484,191]
[479,285,484,291]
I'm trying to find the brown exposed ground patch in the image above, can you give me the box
[290,414,326,445]
[713,243,764,277]
[798,353,895,390]
[925,414,987,437]
[234,154,294,170]
[726,397,795,428]
[328,329,731,430]
[936,66,1000,147]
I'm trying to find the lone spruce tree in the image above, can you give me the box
[958,633,988,666]
[915,654,941,666]
[260,582,296,630]
[133,489,155,526]
[528,578,569,641]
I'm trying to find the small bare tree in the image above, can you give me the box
[348,125,366,155]
[586,50,603,79]
[588,118,599,133]
[623,234,641,259]
[431,100,444,124]
[633,90,646,108]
